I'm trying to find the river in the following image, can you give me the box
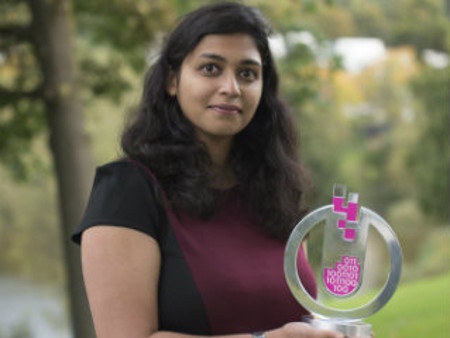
[0,276,71,338]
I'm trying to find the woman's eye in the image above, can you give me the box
[201,64,219,75]
[240,69,258,81]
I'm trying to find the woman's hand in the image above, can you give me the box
[266,322,345,338]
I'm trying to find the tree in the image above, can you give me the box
[0,0,96,336]
[0,0,45,178]
[29,0,96,335]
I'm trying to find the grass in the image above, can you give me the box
[366,272,450,338]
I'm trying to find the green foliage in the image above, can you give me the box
[408,66,449,223]
[387,199,427,263]
[0,0,30,27]
[74,0,179,71]
[382,0,448,52]
[0,152,64,285]
[313,5,358,38]
[78,47,132,103]
[0,0,182,176]
[351,2,390,40]
[290,0,448,52]
[0,99,46,180]
[278,38,347,206]
[0,5,45,178]
[0,46,44,177]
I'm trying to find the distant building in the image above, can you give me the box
[332,38,387,73]
[422,49,449,68]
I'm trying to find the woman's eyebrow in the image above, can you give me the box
[199,53,226,62]
[199,53,262,67]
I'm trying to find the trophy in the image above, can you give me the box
[284,184,403,337]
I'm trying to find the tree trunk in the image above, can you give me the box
[28,0,95,336]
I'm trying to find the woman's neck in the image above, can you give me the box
[200,136,236,189]
[211,164,236,189]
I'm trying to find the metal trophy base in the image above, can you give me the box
[307,317,372,338]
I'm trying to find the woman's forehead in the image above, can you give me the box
[186,33,262,64]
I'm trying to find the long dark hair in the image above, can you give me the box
[122,2,311,240]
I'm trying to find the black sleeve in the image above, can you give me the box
[71,160,166,244]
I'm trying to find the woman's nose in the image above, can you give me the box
[219,71,241,97]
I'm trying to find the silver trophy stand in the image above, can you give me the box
[284,186,403,338]
[305,316,372,337]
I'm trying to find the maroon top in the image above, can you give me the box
[167,186,317,333]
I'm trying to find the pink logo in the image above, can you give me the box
[323,256,360,296]
[333,194,358,241]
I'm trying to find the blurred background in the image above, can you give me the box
[0,0,448,337]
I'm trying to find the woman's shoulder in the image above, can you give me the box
[72,158,166,244]
[95,158,158,183]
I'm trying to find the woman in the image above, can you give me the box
[73,2,343,338]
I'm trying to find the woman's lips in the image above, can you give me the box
[209,104,242,114]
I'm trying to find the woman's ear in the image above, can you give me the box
[166,70,177,96]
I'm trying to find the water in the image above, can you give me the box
[0,276,71,338]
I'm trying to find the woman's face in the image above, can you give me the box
[167,33,263,146]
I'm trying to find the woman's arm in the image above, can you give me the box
[82,226,161,337]
[81,226,343,338]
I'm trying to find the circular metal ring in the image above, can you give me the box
[284,205,402,320]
